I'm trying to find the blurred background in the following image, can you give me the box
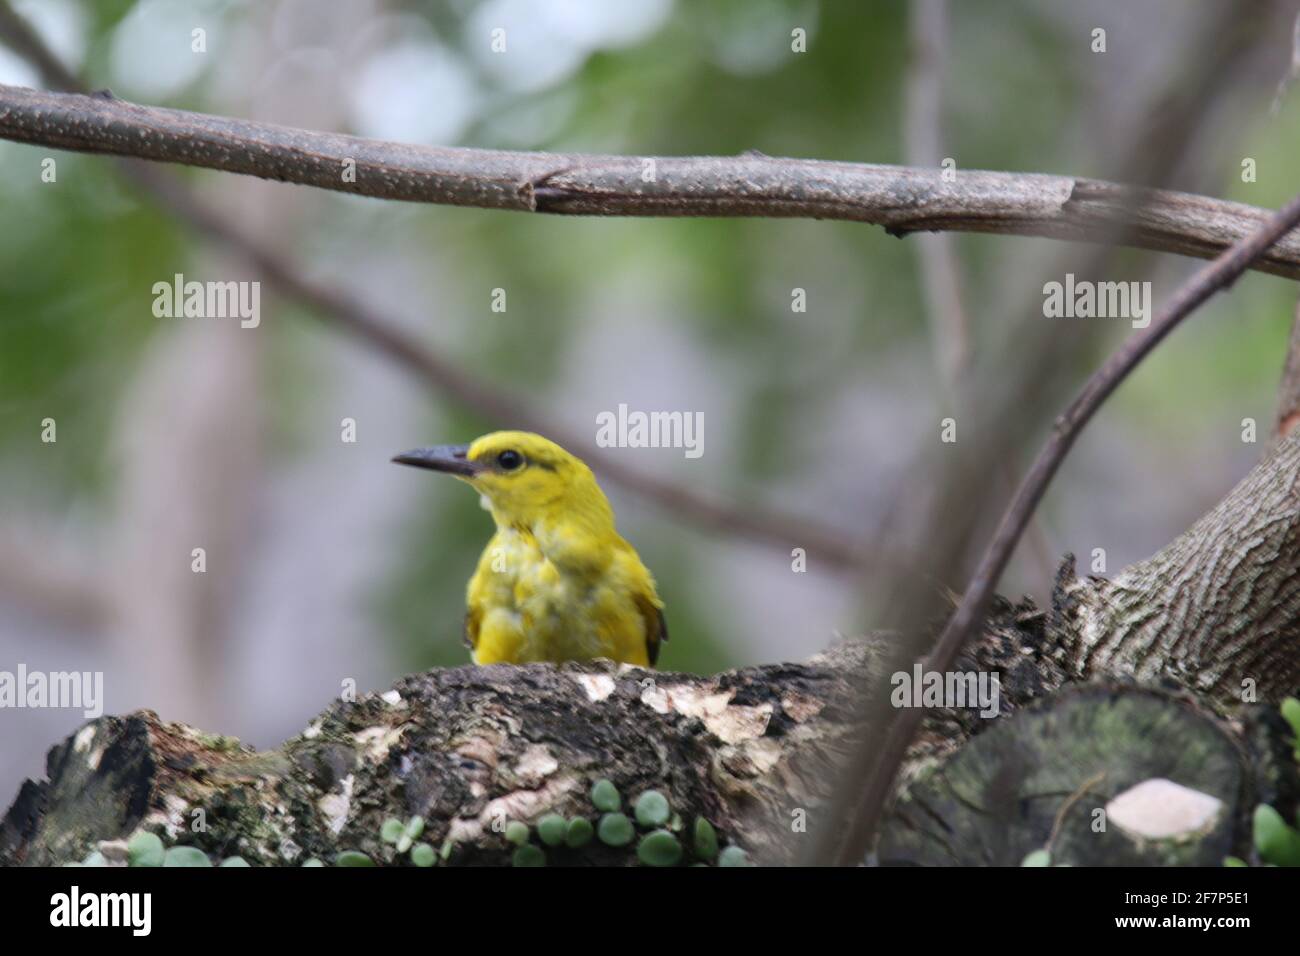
[2,0,1299,805]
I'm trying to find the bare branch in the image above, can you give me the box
[838,186,1300,865]
[1,83,1300,279]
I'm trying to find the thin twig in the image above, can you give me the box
[1,83,1300,278]
[1045,771,1106,856]
[835,187,1300,865]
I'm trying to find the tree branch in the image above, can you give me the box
[1065,429,1300,700]
[2,83,1300,279]
[838,187,1300,865]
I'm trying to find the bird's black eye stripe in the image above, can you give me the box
[497,449,524,471]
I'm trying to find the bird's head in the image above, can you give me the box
[392,431,614,532]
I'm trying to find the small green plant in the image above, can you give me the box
[1254,805,1300,867]
[381,815,426,853]
[693,817,718,862]
[1282,697,1300,763]
[598,812,635,847]
[92,783,749,868]
[163,846,213,867]
[637,830,682,866]
[536,814,567,847]
[717,845,750,867]
[127,831,165,868]
[634,790,670,827]
[565,817,594,848]
[335,850,376,866]
[590,778,621,812]
[1228,700,1300,867]
[512,844,546,867]
[410,843,436,867]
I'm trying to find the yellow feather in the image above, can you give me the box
[407,431,666,667]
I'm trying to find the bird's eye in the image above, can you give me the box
[497,449,524,471]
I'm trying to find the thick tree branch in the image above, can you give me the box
[4,632,1292,868]
[1,644,880,867]
[1065,429,1300,700]
[2,83,1300,279]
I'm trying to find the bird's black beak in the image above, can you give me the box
[391,444,480,478]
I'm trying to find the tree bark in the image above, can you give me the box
[4,83,1300,279]
[1061,430,1300,703]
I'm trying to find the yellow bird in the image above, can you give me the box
[392,431,667,667]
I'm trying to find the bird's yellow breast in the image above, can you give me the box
[466,526,657,666]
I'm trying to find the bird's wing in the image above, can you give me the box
[634,593,668,667]
[463,605,481,651]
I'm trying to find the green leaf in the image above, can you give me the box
[302,858,325,867]
[1223,856,1248,867]
[410,843,436,867]
[1282,698,1300,759]
[512,845,546,867]
[163,846,213,867]
[1254,805,1300,867]
[693,818,718,861]
[634,790,670,828]
[380,817,405,843]
[1021,849,1052,867]
[565,817,594,849]
[637,830,683,867]
[590,779,621,813]
[504,821,530,846]
[219,856,251,867]
[127,831,165,868]
[536,814,567,847]
[597,813,635,847]
[335,850,376,867]
[717,846,750,867]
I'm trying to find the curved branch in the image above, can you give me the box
[1,83,1300,279]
